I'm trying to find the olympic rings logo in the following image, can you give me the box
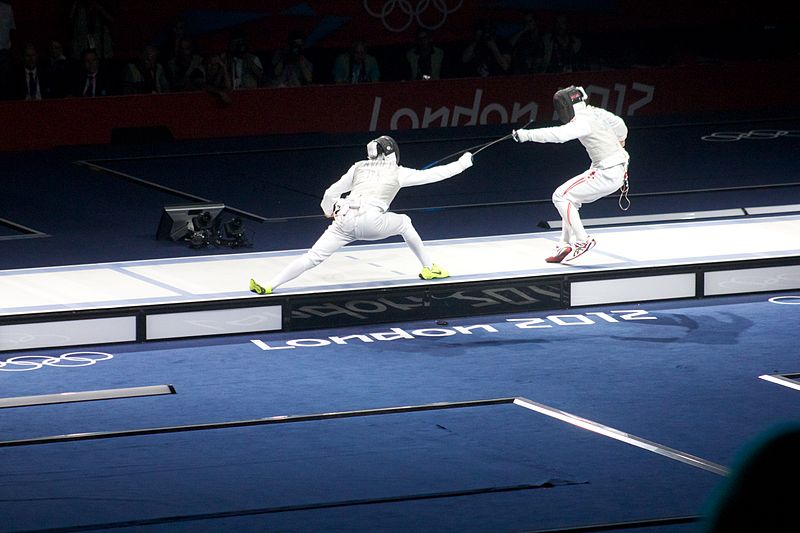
[0,351,114,372]
[364,0,463,32]
[701,130,800,142]
[768,296,800,305]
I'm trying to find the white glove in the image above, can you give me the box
[458,152,473,169]
[512,129,527,142]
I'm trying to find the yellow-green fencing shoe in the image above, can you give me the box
[419,263,450,280]
[249,278,272,295]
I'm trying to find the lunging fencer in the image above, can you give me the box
[250,136,473,295]
[513,85,629,263]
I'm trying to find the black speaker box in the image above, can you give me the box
[156,203,225,241]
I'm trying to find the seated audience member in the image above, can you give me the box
[15,43,44,100]
[223,29,263,89]
[461,22,510,77]
[71,48,115,97]
[406,29,444,80]
[42,39,71,98]
[167,37,205,91]
[272,29,313,87]
[0,0,14,100]
[545,13,583,73]
[68,0,114,61]
[510,12,549,74]
[123,45,170,94]
[333,40,380,84]
[203,52,232,105]
[160,16,187,64]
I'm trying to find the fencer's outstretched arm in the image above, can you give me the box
[514,117,591,144]
[320,164,356,217]
[399,152,473,187]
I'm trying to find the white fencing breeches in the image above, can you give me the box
[552,163,627,244]
[268,207,432,290]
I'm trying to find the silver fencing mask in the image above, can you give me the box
[553,86,587,124]
[366,135,399,163]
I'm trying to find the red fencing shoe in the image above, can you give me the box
[545,243,573,263]
[564,237,596,262]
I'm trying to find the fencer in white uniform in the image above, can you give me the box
[250,136,474,295]
[513,85,629,262]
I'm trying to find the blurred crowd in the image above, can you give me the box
[0,1,797,102]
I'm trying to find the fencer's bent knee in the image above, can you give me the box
[304,250,328,267]
[397,214,413,233]
[553,189,580,210]
[553,189,571,207]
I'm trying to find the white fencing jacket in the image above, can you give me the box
[321,153,472,216]
[517,103,629,169]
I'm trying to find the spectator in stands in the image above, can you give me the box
[703,424,800,532]
[68,0,114,61]
[167,37,205,92]
[509,12,549,74]
[461,22,510,77]
[223,28,264,89]
[14,43,43,100]
[0,1,15,100]
[71,47,114,97]
[545,14,582,73]
[160,16,187,65]
[333,40,380,84]
[405,28,444,80]
[203,52,232,105]
[42,39,71,98]
[123,44,169,94]
[271,29,313,87]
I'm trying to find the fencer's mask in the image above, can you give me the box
[553,86,588,124]
[367,135,399,164]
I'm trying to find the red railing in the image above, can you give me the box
[1,59,795,152]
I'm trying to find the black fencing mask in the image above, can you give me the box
[553,86,586,124]
[367,136,399,163]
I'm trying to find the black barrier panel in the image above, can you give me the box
[428,280,565,317]
[111,125,174,145]
[287,288,434,330]
[286,279,565,330]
